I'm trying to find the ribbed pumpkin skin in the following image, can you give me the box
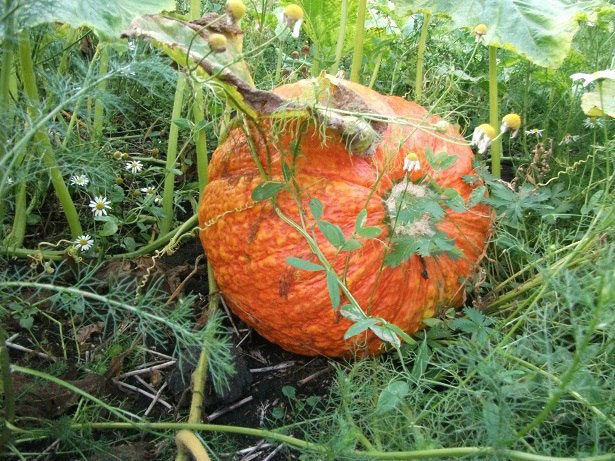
[199,79,492,357]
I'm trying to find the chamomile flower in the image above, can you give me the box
[141,186,156,196]
[69,174,90,187]
[471,123,496,154]
[500,113,521,138]
[281,4,304,39]
[226,0,246,21]
[559,134,580,145]
[474,24,487,43]
[583,117,604,129]
[74,234,94,252]
[403,152,421,172]
[208,33,227,52]
[6,176,14,186]
[125,160,143,174]
[154,194,163,205]
[525,128,543,137]
[89,196,111,217]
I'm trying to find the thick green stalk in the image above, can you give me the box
[92,45,109,139]
[349,0,367,83]
[414,13,431,101]
[0,327,15,453]
[7,181,27,246]
[274,43,284,82]
[488,45,502,177]
[18,31,82,237]
[0,0,16,114]
[330,0,348,75]
[160,75,187,235]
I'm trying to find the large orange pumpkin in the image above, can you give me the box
[199,78,492,357]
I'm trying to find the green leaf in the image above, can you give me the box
[286,257,325,272]
[0,0,175,41]
[426,149,457,171]
[467,185,487,208]
[282,385,296,400]
[326,270,340,309]
[411,341,429,379]
[317,220,345,248]
[392,0,598,68]
[171,118,193,130]
[376,381,409,415]
[357,226,383,239]
[370,324,401,348]
[384,238,418,268]
[340,304,367,323]
[355,209,367,231]
[344,318,379,340]
[309,198,324,220]
[96,216,119,237]
[341,239,362,252]
[251,182,285,201]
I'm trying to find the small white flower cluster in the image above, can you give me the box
[125,160,143,174]
[69,174,90,187]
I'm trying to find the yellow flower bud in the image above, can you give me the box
[226,0,246,20]
[474,24,487,36]
[208,33,227,52]
[284,4,304,20]
[502,113,521,131]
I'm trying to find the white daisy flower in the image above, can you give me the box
[74,234,94,252]
[125,160,143,174]
[154,194,162,205]
[89,196,111,217]
[559,134,580,145]
[471,123,496,154]
[403,152,421,172]
[583,118,604,129]
[69,174,90,187]
[525,128,543,138]
[141,186,156,196]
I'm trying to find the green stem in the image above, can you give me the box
[330,0,348,75]
[415,13,431,101]
[7,181,27,246]
[0,326,15,453]
[349,0,367,83]
[92,45,109,139]
[161,75,187,235]
[488,45,502,177]
[17,420,614,461]
[18,30,83,238]
[63,44,101,147]
[192,87,208,192]
[368,51,383,89]
[0,0,16,115]
[274,41,284,82]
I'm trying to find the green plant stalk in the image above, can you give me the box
[488,45,502,177]
[7,181,27,246]
[18,421,610,461]
[274,41,285,82]
[349,0,367,83]
[63,44,101,147]
[415,13,431,101]
[368,51,383,89]
[0,0,16,115]
[92,44,109,139]
[18,31,83,238]
[330,0,348,75]
[161,75,187,235]
[193,90,209,193]
[0,327,15,454]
